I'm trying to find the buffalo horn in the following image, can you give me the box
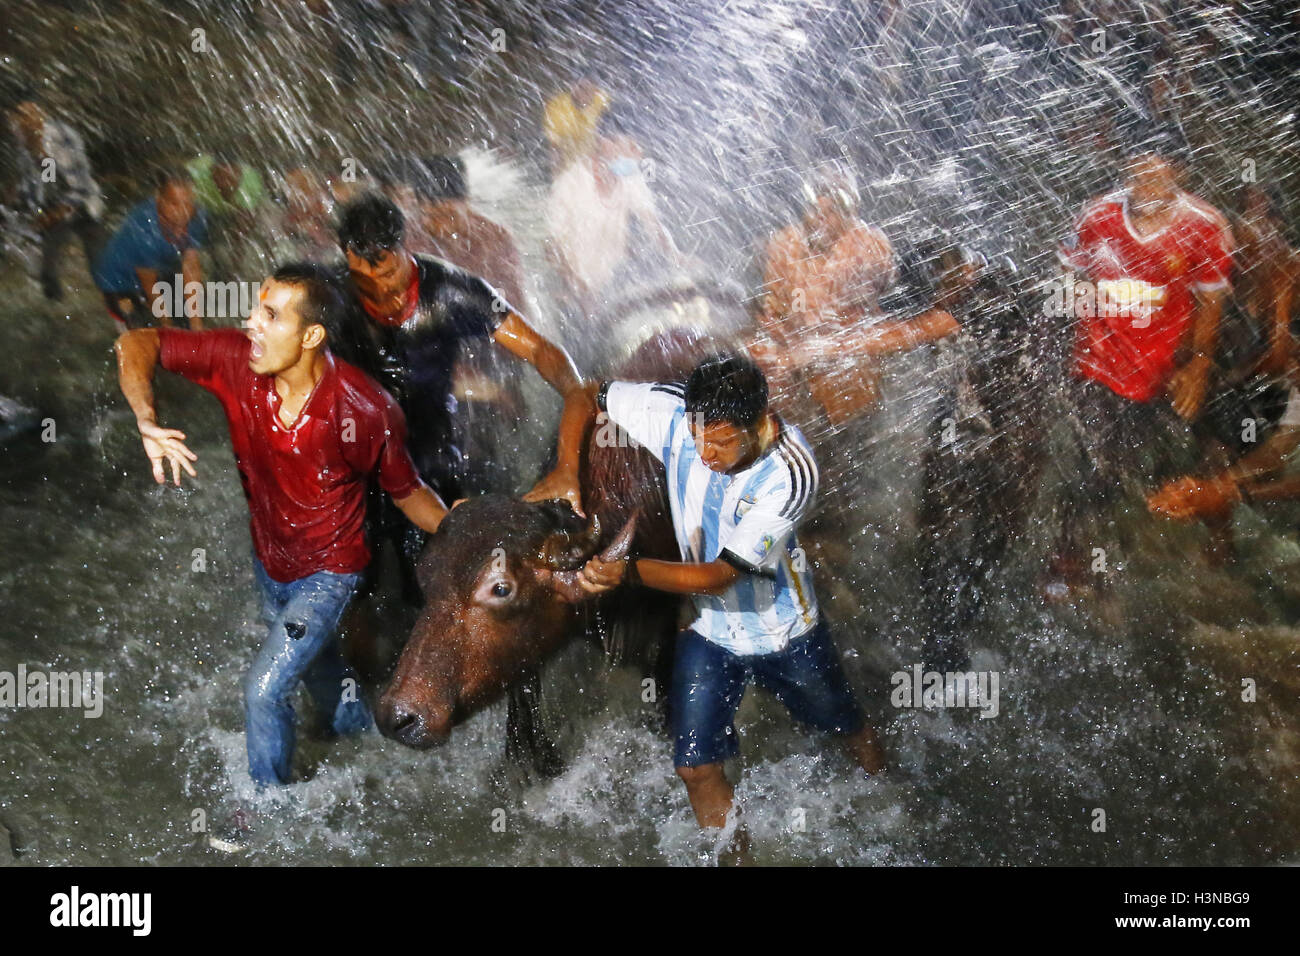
[549,510,640,602]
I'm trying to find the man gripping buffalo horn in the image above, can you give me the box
[573,354,887,850]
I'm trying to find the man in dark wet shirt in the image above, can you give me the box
[404,155,529,497]
[330,194,593,595]
[891,241,1048,672]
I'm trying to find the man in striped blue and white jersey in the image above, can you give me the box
[577,355,886,832]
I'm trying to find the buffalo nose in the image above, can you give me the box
[388,704,426,744]
[390,707,421,743]
[378,696,452,749]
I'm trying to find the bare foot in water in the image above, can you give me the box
[716,822,752,867]
[845,724,887,775]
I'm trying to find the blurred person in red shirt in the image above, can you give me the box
[1046,145,1233,597]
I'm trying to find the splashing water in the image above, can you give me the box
[0,0,1297,865]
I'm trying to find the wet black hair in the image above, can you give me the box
[414,155,467,202]
[375,155,417,190]
[685,354,769,431]
[882,234,949,313]
[270,261,344,345]
[337,192,405,263]
[886,235,1031,324]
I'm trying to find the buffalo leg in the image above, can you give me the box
[505,670,565,778]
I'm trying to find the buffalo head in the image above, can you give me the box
[376,494,636,749]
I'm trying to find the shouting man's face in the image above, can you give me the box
[244,279,320,376]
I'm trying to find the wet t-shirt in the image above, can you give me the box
[92,199,208,294]
[330,255,512,486]
[159,329,423,583]
[1059,190,1234,402]
[547,157,660,294]
[600,380,821,655]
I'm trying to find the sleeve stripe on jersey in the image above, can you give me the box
[651,382,685,398]
[719,547,778,579]
[777,438,809,519]
[779,435,817,518]
[777,435,816,518]
[776,441,804,519]
[596,380,612,413]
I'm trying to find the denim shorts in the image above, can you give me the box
[670,618,864,768]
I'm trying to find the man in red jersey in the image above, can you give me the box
[1046,147,1234,597]
[114,263,448,787]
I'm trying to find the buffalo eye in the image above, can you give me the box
[473,572,518,607]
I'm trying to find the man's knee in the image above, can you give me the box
[244,667,292,716]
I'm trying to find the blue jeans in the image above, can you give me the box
[246,559,371,787]
[670,620,865,768]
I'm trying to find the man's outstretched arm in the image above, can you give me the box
[180,248,204,331]
[836,308,959,358]
[1168,285,1226,420]
[494,312,596,514]
[752,308,958,369]
[492,310,584,402]
[1223,425,1300,485]
[114,329,199,485]
[1148,424,1300,519]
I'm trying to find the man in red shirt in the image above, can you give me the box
[114,263,448,787]
[1048,148,1234,596]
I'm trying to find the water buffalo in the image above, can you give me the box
[377,321,740,773]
